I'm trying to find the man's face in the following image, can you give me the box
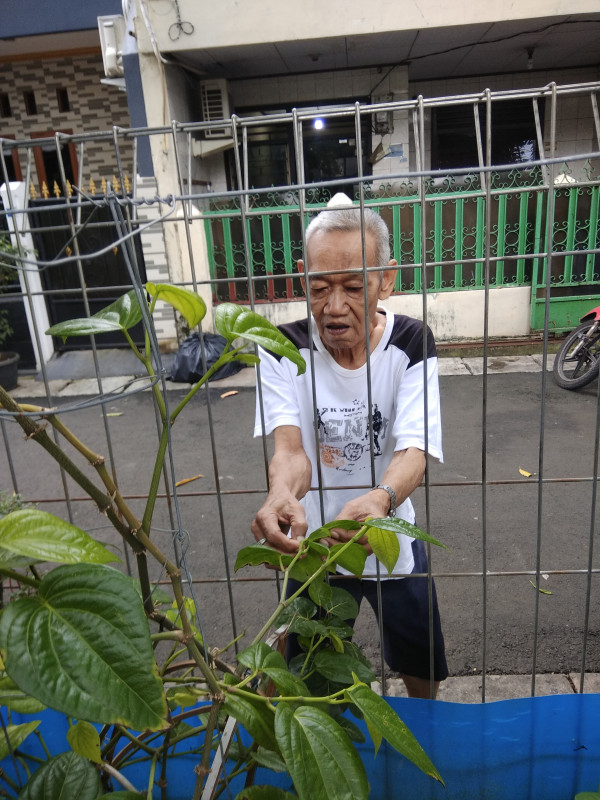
[299,228,396,363]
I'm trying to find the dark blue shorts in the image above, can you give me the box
[288,539,448,681]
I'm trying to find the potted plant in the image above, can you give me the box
[0,233,20,391]
[0,284,445,799]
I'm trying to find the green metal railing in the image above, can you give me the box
[204,168,600,331]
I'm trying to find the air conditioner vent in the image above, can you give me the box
[200,79,232,139]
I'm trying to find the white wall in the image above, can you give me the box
[237,286,532,343]
[141,0,600,54]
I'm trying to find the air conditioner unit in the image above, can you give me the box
[200,79,233,139]
[98,15,126,79]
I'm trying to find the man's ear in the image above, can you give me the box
[379,260,398,299]
[298,260,306,294]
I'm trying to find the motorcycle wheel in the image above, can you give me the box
[553,321,600,390]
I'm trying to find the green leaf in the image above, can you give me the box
[67,720,102,764]
[166,685,205,710]
[308,578,332,608]
[262,651,310,697]
[362,517,448,550]
[234,544,290,571]
[0,544,42,570]
[364,526,399,575]
[233,353,260,366]
[251,746,288,772]
[313,650,375,685]
[0,720,40,761]
[286,617,328,639]
[0,509,120,565]
[575,794,600,799]
[311,520,363,535]
[235,787,296,800]
[274,704,369,800]
[322,587,359,620]
[0,563,168,732]
[215,304,306,375]
[329,542,367,576]
[336,714,366,744]
[237,642,273,672]
[146,282,206,328]
[277,597,316,626]
[347,682,443,784]
[17,751,102,800]
[46,290,142,341]
[325,618,355,639]
[223,692,277,751]
[0,675,46,713]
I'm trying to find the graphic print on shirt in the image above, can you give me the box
[317,402,389,473]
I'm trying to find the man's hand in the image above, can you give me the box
[320,489,391,553]
[251,425,312,555]
[251,491,308,554]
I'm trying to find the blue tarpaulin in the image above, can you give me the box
[3,694,600,799]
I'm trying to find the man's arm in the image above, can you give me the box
[251,426,312,554]
[324,447,426,549]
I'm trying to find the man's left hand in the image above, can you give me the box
[320,488,391,553]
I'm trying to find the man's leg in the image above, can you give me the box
[401,674,440,699]
[363,540,448,697]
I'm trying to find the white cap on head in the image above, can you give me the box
[327,192,353,208]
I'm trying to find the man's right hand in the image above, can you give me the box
[251,492,308,554]
[251,425,312,555]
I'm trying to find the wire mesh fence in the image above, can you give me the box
[0,80,599,702]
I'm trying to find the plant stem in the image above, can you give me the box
[141,422,169,535]
[193,700,221,800]
[0,568,39,589]
[0,767,18,793]
[250,527,369,645]
[146,753,158,800]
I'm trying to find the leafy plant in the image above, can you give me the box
[0,234,19,350]
[0,285,445,799]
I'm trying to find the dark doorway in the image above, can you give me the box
[29,197,147,351]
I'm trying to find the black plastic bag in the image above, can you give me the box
[169,332,244,383]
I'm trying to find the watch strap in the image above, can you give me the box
[375,483,397,517]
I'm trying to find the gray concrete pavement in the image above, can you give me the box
[10,353,556,398]
[5,352,600,704]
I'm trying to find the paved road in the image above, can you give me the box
[3,357,600,687]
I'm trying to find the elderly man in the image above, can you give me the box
[251,194,447,698]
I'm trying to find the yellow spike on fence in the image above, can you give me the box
[124,174,131,194]
[29,182,37,199]
[89,179,96,194]
[41,181,49,199]
[66,180,73,197]
[53,181,61,198]
[101,177,107,194]
[112,175,120,194]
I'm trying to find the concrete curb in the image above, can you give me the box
[377,672,600,702]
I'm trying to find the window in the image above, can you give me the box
[56,88,70,113]
[226,106,371,199]
[431,99,543,170]
[23,91,37,116]
[0,93,12,119]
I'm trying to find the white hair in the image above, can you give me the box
[304,194,391,267]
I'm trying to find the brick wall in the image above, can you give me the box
[0,52,133,188]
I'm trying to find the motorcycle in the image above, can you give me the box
[553,306,600,390]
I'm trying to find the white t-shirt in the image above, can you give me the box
[254,308,443,578]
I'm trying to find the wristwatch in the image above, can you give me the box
[375,483,397,518]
